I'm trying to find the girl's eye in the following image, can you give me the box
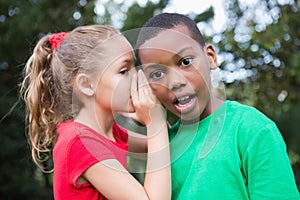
[150,70,165,80]
[120,68,129,75]
[179,57,193,67]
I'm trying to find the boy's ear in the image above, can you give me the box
[75,74,94,96]
[205,44,218,70]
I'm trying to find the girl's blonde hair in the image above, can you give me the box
[20,25,119,171]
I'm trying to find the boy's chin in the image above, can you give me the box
[180,116,202,124]
[176,111,202,124]
[170,107,201,122]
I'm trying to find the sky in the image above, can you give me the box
[96,0,228,34]
[162,0,226,33]
[133,0,227,34]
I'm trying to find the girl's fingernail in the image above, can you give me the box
[136,65,143,71]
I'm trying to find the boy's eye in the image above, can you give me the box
[179,57,193,67]
[150,70,165,80]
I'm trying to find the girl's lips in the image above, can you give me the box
[173,94,197,114]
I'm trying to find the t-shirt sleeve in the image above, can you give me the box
[66,134,117,188]
[239,113,299,199]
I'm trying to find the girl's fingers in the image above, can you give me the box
[137,70,146,101]
[133,69,157,107]
[117,112,139,122]
[139,70,156,103]
[139,69,148,87]
[130,70,163,125]
[131,73,138,106]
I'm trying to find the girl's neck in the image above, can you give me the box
[75,107,115,141]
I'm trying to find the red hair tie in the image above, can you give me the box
[49,32,67,51]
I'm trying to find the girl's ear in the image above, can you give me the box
[205,44,218,70]
[75,74,94,96]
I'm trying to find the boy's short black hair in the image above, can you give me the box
[136,13,206,48]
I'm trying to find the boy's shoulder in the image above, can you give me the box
[225,100,271,122]
[226,100,256,112]
[221,100,281,136]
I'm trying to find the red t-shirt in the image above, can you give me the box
[53,120,128,200]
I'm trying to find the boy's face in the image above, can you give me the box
[138,25,217,122]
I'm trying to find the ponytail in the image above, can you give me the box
[20,25,120,172]
[20,36,61,172]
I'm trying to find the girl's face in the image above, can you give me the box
[138,25,217,122]
[93,35,136,115]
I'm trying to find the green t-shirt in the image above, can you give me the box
[169,101,299,200]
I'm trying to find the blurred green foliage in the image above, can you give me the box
[0,0,299,198]
[0,0,96,198]
[218,0,300,155]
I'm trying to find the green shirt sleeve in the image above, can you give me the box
[238,113,299,199]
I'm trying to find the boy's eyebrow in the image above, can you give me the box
[173,46,193,59]
[143,46,194,71]
[144,64,165,73]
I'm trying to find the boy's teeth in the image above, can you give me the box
[178,95,189,102]
[176,95,194,106]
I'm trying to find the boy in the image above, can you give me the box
[136,13,299,199]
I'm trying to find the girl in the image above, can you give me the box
[20,25,170,200]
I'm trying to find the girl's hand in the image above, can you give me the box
[115,70,171,200]
[121,69,165,128]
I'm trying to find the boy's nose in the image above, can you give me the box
[169,69,186,91]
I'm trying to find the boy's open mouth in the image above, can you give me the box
[173,94,196,113]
